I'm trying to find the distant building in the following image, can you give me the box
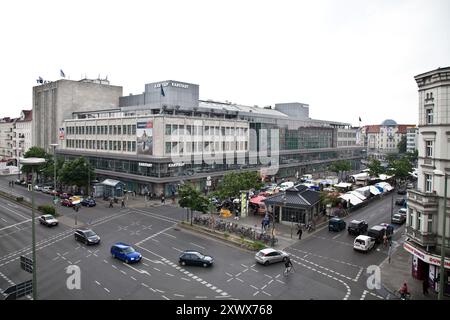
[406,66,450,296]
[406,126,418,154]
[358,119,415,160]
[32,78,123,152]
[0,110,33,166]
[0,117,15,162]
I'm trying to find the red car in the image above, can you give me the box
[60,193,73,200]
[61,199,75,207]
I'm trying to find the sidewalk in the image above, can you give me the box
[380,237,449,300]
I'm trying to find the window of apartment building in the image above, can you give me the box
[179,125,184,135]
[186,125,192,135]
[131,141,136,152]
[127,141,131,152]
[425,174,433,193]
[425,140,433,157]
[426,108,433,124]
[118,125,121,135]
[215,126,220,136]
[426,215,433,233]
[113,141,117,151]
[127,125,132,135]
[416,211,422,231]
[165,142,171,154]
[165,124,171,135]
[131,125,136,135]
[122,141,126,151]
[109,141,112,150]
[204,126,209,136]
[122,125,127,135]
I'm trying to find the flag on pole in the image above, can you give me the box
[37,76,43,84]
[359,117,362,122]
[160,85,165,97]
[60,69,66,78]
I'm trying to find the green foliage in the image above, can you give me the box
[58,157,95,189]
[21,146,52,175]
[178,183,209,214]
[388,156,413,183]
[367,158,385,177]
[320,191,341,207]
[405,150,418,164]
[38,205,59,217]
[215,171,263,200]
[397,135,407,153]
[223,232,230,239]
[328,160,352,175]
[251,240,266,250]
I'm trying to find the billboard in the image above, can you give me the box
[136,119,153,155]
[59,128,65,140]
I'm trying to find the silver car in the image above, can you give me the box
[255,248,289,266]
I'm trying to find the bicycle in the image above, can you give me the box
[283,265,294,277]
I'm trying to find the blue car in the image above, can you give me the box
[110,243,142,264]
[81,198,96,207]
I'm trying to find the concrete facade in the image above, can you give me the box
[407,127,418,153]
[406,66,450,295]
[32,78,123,151]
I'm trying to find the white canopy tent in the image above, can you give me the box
[339,193,363,206]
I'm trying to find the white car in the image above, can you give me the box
[38,214,59,227]
[398,207,407,217]
[255,248,290,266]
[34,185,43,191]
[42,186,53,194]
[278,182,294,191]
[353,235,375,252]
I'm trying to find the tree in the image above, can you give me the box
[405,150,418,166]
[21,146,52,177]
[178,184,209,225]
[367,158,385,177]
[58,157,95,191]
[328,160,352,180]
[397,135,407,153]
[215,171,263,200]
[389,157,413,185]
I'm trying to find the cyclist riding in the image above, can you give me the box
[284,257,293,275]
[399,282,410,299]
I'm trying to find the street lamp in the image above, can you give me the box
[433,169,448,300]
[49,143,58,193]
[84,162,91,197]
[20,157,46,300]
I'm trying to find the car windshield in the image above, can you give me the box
[44,215,53,219]
[84,230,96,237]
[123,247,135,254]
[350,222,359,227]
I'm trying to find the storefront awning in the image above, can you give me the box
[339,193,363,206]
[250,195,266,205]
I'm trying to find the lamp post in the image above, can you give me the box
[84,162,91,197]
[50,144,58,193]
[433,169,448,300]
[20,157,46,300]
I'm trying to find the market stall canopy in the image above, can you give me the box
[250,195,266,205]
[349,191,366,201]
[378,174,393,181]
[339,193,363,206]
[101,179,124,187]
[375,182,393,192]
[369,186,381,195]
[334,182,353,188]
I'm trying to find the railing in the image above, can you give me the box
[405,226,437,246]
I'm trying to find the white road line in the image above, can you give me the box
[104,288,110,293]
[131,276,137,281]
[141,283,149,287]
[162,295,170,300]
[0,219,31,231]
[181,277,191,282]
[120,270,127,275]
[253,291,259,296]
[332,233,342,240]
[162,232,176,239]
[174,294,184,297]
[1,217,7,222]
[95,281,101,286]
[165,273,174,277]
[250,285,259,290]
[195,296,207,299]
[189,242,205,249]
[153,268,161,271]
[236,278,244,283]
[171,247,182,252]
[1,204,30,219]
[136,226,176,246]
[112,265,118,269]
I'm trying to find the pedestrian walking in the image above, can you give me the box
[109,199,114,208]
[422,279,429,295]
[121,199,125,208]
[297,228,303,240]
[161,193,165,204]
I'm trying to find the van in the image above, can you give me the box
[353,235,375,252]
[329,218,346,232]
[367,224,394,243]
[278,181,294,191]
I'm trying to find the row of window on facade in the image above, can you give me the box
[66,139,136,152]
[165,141,249,154]
[66,124,137,136]
[407,208,433,234]
[337,132,357,138]
[165,124,248,137]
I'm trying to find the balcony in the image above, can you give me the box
[407,189,439,208]
[406,226,437,247]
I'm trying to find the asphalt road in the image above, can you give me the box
[0,175,406,300]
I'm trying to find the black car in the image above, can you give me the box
[328,217,346,232]
[81,198,96,207]
[179,250,214,267]
[368,224,394,243]
[74,229,100,245]
[347,220,368,236]
[395,198,406,206]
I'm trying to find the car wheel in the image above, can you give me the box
[203,263,208,268]
[126,259,130,264]
[180,261,186,266]
[264,261,269,266]
[282,257,287,262]
[112,253,115,259]
[84,239,88,245]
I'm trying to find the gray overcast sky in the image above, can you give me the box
[1,0,449,126]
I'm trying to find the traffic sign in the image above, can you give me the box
[4,280,32,300]
[20,255,33,273]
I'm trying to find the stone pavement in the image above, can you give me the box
[380,233,449,300]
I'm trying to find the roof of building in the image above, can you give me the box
[397,125,416,134]
[198,100,289,119]
[17,110,32,122]
[263,185,320,208]
[100,179,124,187]
[366,125,380,133]
[381,119,397,126]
